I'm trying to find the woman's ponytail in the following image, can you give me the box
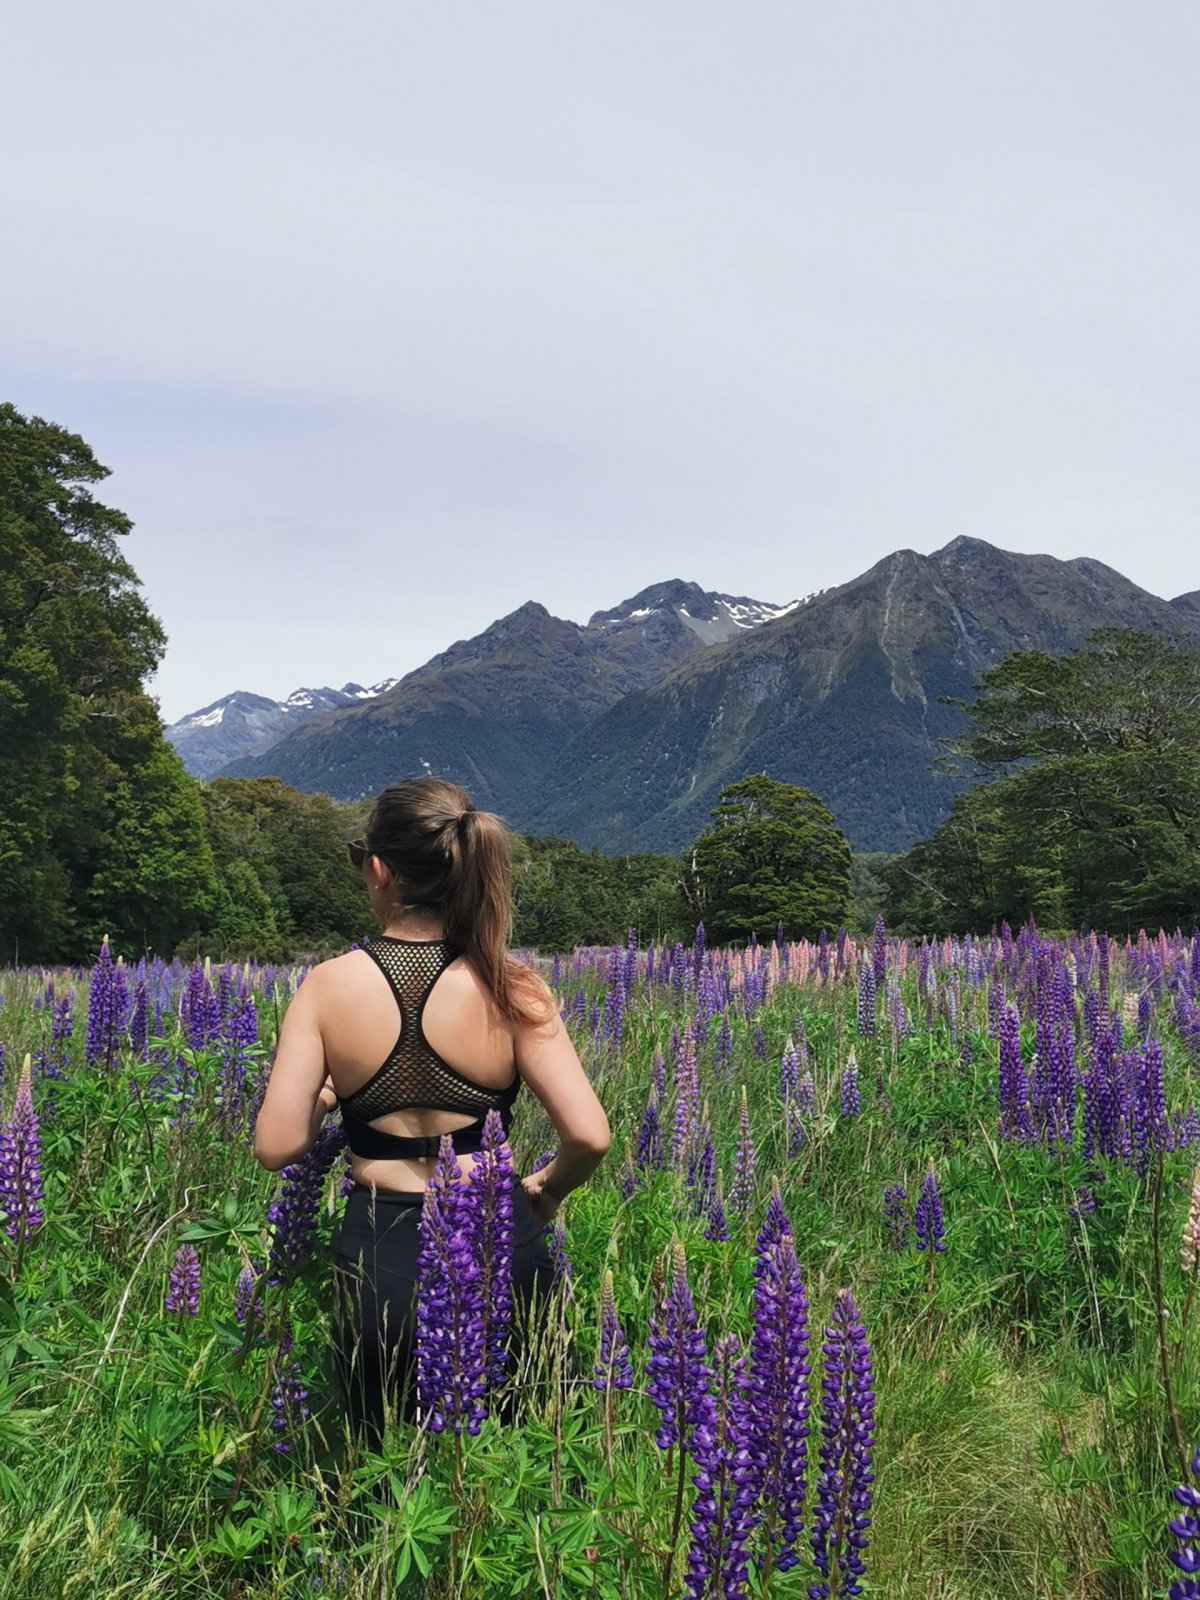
[364,777,553,1028]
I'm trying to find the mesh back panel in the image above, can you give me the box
[342,938,511,1121]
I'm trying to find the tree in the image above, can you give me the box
[0,403,215,960]
[681,774,851,945]
[199,778,367,957]
[882,629,1200,933]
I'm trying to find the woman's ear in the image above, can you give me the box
[369,855,392,895]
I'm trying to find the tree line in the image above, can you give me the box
[6,400,1198,957]
[0,404,856,963]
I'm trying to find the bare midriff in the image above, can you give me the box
[347,1107,514,1193]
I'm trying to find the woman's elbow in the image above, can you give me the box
[254,1124,297,1171]
[582,1113,612,1159]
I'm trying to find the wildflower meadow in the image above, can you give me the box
[4,921,1200,1597]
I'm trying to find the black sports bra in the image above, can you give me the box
[337,935,521,1160]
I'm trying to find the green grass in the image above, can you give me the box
[0,943,1197,1597]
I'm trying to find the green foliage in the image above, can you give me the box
[511,836,691,950]
[884,628,1200,933]
[197,777,367,960]
[0,403,217,962]
[680,772,851,943]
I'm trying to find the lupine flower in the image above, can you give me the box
[740,1228,811,1573]
[270,1326,311,1453]
[883,1184,910,1251]
[809,1289,875,1598]
[638,1092,664,1171]
[705,1185,730,1243]
[415,1135,488,1435]
[593,1270,634,1391]
[621,1154,641,1198]
[685,1332,755,1599]
[840,1052,861,1118]
[85,938,121,1068]
[165,1242,201,1316]
[1183,1163,1200,1274]
[645,1241,717,1453]
[1167,1444,1200,1599]
[913,1161,946,1252]
[0,1058,45,1243]
[1067,1185,1096,1228]
[856,963,876,1038]
[756,1179,792,1264]
[780,1039,801,1103]
[234,1262,263,1325]
[729,1087,757,1221]
[266,1117,349,1277]
[471,1108,514,1388]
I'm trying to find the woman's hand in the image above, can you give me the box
[521,1167,562,1228]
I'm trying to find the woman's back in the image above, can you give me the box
[313,936,523,1190]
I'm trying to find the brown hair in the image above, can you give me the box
[363,776,554,1027]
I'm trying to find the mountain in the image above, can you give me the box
[166,680,398,780]
[511,538,1200,855]
[216,582,795,809]
[1173,590,1200,625]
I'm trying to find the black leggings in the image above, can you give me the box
[331,1177,561,1447]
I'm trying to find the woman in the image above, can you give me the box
[253,776,610,1445]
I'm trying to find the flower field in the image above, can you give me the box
[3,922,1200,1597]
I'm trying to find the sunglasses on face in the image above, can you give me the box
[347,839,369,870]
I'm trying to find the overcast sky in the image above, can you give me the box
[5,3,1198,721]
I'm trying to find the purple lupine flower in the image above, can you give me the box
[672,1020,701,1167]
[705,1187,730,1243]
[638,1091,664,1171]
[740,1228,811,1573]
[593,1270,634,1391]
[270,1326,311,1454]
[840,1052,861,1119]
[266,1117,348,1278]
[1068,1185,1096,1229]
[856,961,876,1039]
[913,1162,946,1253]
[780,1039,801,1103]
[729,1089,756,1222]
[85,937,120,1068]
[181,961,220,1051]
[753,1022,767,1060]
[0,1058,45,1242]
[809,1288,875,1598]
[471,1108,514,1388]
[645,1241,717,1453]
[998,1004,1033,1144]
[1167,1443,1200,1599]
[530,1147,556,1174]
[165,1242,201,1316]
[234,1263,263,1325]
[415,1135,488,1435]
[756,1179,792,1264]
[883,1184,910,1251]
[687,1123,717,1218]
[128,982,149,1060]
[685,1331,756,1599]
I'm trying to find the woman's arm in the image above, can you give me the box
[514,991,610,1216]
[253,971,337,1171]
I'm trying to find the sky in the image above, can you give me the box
[4,2,1199,722]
